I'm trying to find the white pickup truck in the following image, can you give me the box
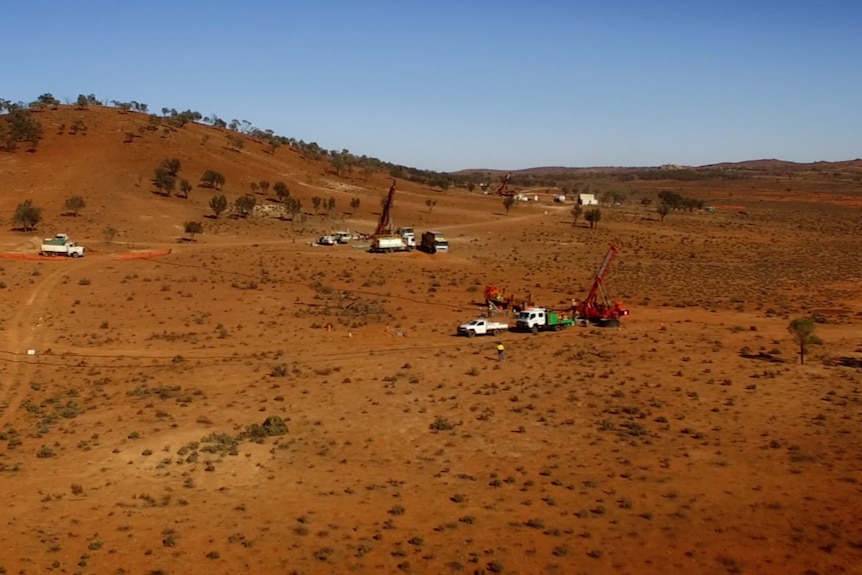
[457,318,509,337]
[40,233,85,257]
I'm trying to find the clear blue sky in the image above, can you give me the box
[3,0,860,171]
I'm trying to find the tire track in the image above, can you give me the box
[0,256,104,427]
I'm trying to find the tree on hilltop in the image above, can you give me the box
[200,170,225,190]
[12,200,42,231]
[273,182,289,203]
[153,167,176,196]
[177,179,192,199]
[209,194,228,219]
[226,133,244,151]
[234,196,256,218]
[159,158,181,177]
[1,109,44,151]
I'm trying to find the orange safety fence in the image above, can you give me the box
[113,249,172,261]
[0,253,69,261]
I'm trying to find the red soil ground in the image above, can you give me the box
[0,106,861,575]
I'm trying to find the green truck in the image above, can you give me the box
[515,308,575,333]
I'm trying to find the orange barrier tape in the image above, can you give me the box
[113,249,172,261]
[0,253,69,261]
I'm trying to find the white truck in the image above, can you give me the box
[315,235,336,246]
[457,318,509,338]
[332,231,351,244]
[40,233,85,257]
[370,234,407,253]
[396,227,416,250]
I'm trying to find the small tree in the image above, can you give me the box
[273,181,289,203]
[159,158,181,177]
[788,317,822,365]
[184,220,203,240]
[12,199,42,231]
[585,208,602,229]
[571,204,583,226]
[502,196,516,215]
[234,196,256,218]
[259,181,270,196]
[177,179,192,199]
[103,226,118,244]
[226,133,244,151]
[2,109,44,151]
[311,196,322,214]
[250,182,259,195]
[153,167,176,196]
[330,154,347,176]
[657,203,671,221]
[326,197,336,216]
[200,170,225,190]
[286,197,303,220]
[64,196,86,216]
[349,197,360,214]
[75,94,88,110]
[425,199,437,213]
[209,194,228,218]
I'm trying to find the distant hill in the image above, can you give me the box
[454,158,862,178]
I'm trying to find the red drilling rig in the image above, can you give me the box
[496,173,515,197]
[573,244,630,327]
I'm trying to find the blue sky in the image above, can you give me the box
[2,1,860,171]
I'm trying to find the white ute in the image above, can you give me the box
[457,318,509,337]
[40,233,85,257]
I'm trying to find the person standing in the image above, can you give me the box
[496,342,505,362]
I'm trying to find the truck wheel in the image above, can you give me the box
[491,329,501,336]
[467,330,475,338]
[71,252,81,258]
[531,325,538,335]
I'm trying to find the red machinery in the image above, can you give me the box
[496,173,514,197]
[375,180,397,236]
[573,244,629,327]
[484,285,533,313]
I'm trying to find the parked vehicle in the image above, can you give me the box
[315,235,336,246]
[332,231,351,244]
[457,318,509,337]
[515,308,574,334]
[40,233,85,257]
[421,230,448,254]
[396,227,416,249]
[370,234,407,253]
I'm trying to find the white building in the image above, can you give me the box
[578,193,598,206]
